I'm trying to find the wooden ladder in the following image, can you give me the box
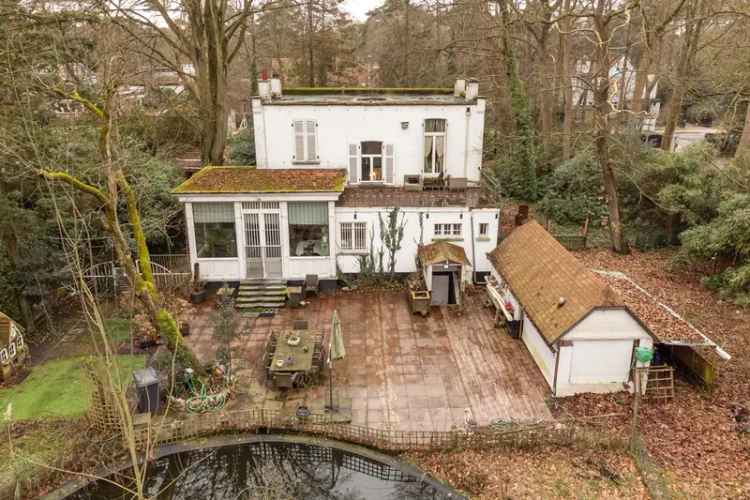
[640,365,675,400]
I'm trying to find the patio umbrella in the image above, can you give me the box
[330,310,346,361]
[327,310,345,411]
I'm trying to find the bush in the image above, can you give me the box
[538,150,606,225]
[227,126,256,165]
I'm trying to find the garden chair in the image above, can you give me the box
[304,274,319,298]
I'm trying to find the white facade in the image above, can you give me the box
[179,196,498,283]
[177,79,498,284]
[252,96,486,185]
[489,266,653,397]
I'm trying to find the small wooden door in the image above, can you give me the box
[432,274,450,305]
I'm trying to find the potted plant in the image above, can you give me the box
[190,281,208,304]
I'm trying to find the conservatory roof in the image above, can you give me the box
[173,167,347,194]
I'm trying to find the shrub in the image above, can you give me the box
[538,150,606,225]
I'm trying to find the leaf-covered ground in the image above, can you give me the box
[407,444,646,499]
[565,248,750,498]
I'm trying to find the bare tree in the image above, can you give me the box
[105,0,258,165]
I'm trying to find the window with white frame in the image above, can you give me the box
[340,222,368,251]
[360,141,383,181]
[192,203,238,258]
[424,118,446,174]
[434,223,462,237]
[478,222,489,237]
[293,120,318,162]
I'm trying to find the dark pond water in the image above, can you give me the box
[65,437,463,499]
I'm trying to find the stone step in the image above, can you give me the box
[236,295,286,304]
[237,285,287,292]
[237,290,287,298]
[236,302,286,309]
[239,279,286,285]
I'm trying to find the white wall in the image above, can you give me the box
[555,309,653,397]
[253,100,486,185]
[522,314,557,388]
[334,207,498,276]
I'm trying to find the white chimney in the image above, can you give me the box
[454,78,466,97]
[270,77,282,98]
[465,78,479,101]
[258,80,271,100]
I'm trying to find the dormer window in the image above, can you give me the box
[424,119,446,174]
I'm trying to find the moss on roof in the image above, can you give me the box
[419,241,472,267]
[173,166,347,194]
[284,87,454,96]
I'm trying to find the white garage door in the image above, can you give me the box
[569,340,633,384]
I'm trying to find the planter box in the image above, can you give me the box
[409,289,431,316]
[190,289,208,304]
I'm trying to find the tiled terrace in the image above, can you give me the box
[184,289,551,431]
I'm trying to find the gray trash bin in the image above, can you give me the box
[133,367,159,414]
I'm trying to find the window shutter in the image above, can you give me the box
[293,121,305,160]
[306,120,317,160]
[384,144,394,184]
[348,144,358,183]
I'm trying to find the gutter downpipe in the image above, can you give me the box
[552,341,560,397]
[469,211,477,284]
[463,107,471,179]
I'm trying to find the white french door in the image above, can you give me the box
[243,208,282,279]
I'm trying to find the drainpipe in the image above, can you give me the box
[552,342,560,397]
[469,211,477,284]
[463,107,471,179]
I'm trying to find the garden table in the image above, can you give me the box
[269,330,316,389]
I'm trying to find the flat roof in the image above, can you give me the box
[258,87,480,106]
[173,167,347,194]
[337,186,480,208]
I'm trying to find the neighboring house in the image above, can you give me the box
[572,56,660,124]
[173,78,499,304]
[0,312,28,383]
[487,221,654,397]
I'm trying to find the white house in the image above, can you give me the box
[487,221,655,397]
[174,78,499,303]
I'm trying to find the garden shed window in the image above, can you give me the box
[424,119,446,174]
[289,202,329,256]
[293,120,318,162]
[192,203,238,258]
[340,222,368,251]
[479,223,488,236]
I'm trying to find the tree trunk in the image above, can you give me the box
[661,85,685,152]
[631,53,651,114]
[559,0,574,160]
[306,0,315,86]
[592,0,626,254]
[736,102,750,157]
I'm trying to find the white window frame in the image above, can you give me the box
[424,118,447,175]
[434,223,462,238]
[478,222,489,237]
[292,119,318,163]
[360,141,384,182]
[339,221,368,252]
[0,349,7,364]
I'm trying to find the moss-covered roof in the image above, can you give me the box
[418,241,472,267]
[173,166,347,194]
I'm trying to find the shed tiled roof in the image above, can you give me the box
[0,312,21,345]
[488,221,621,344]
[419,241,472,267]
[173,167,347,194]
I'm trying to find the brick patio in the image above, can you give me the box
[184,289,552,431]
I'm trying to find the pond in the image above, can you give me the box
[60,435,464,499]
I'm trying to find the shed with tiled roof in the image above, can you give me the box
[486,221,654,397]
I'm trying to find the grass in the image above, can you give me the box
[0,355,145,421]
[103,316,134,344]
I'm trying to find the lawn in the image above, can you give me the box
[0,355,145,421]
